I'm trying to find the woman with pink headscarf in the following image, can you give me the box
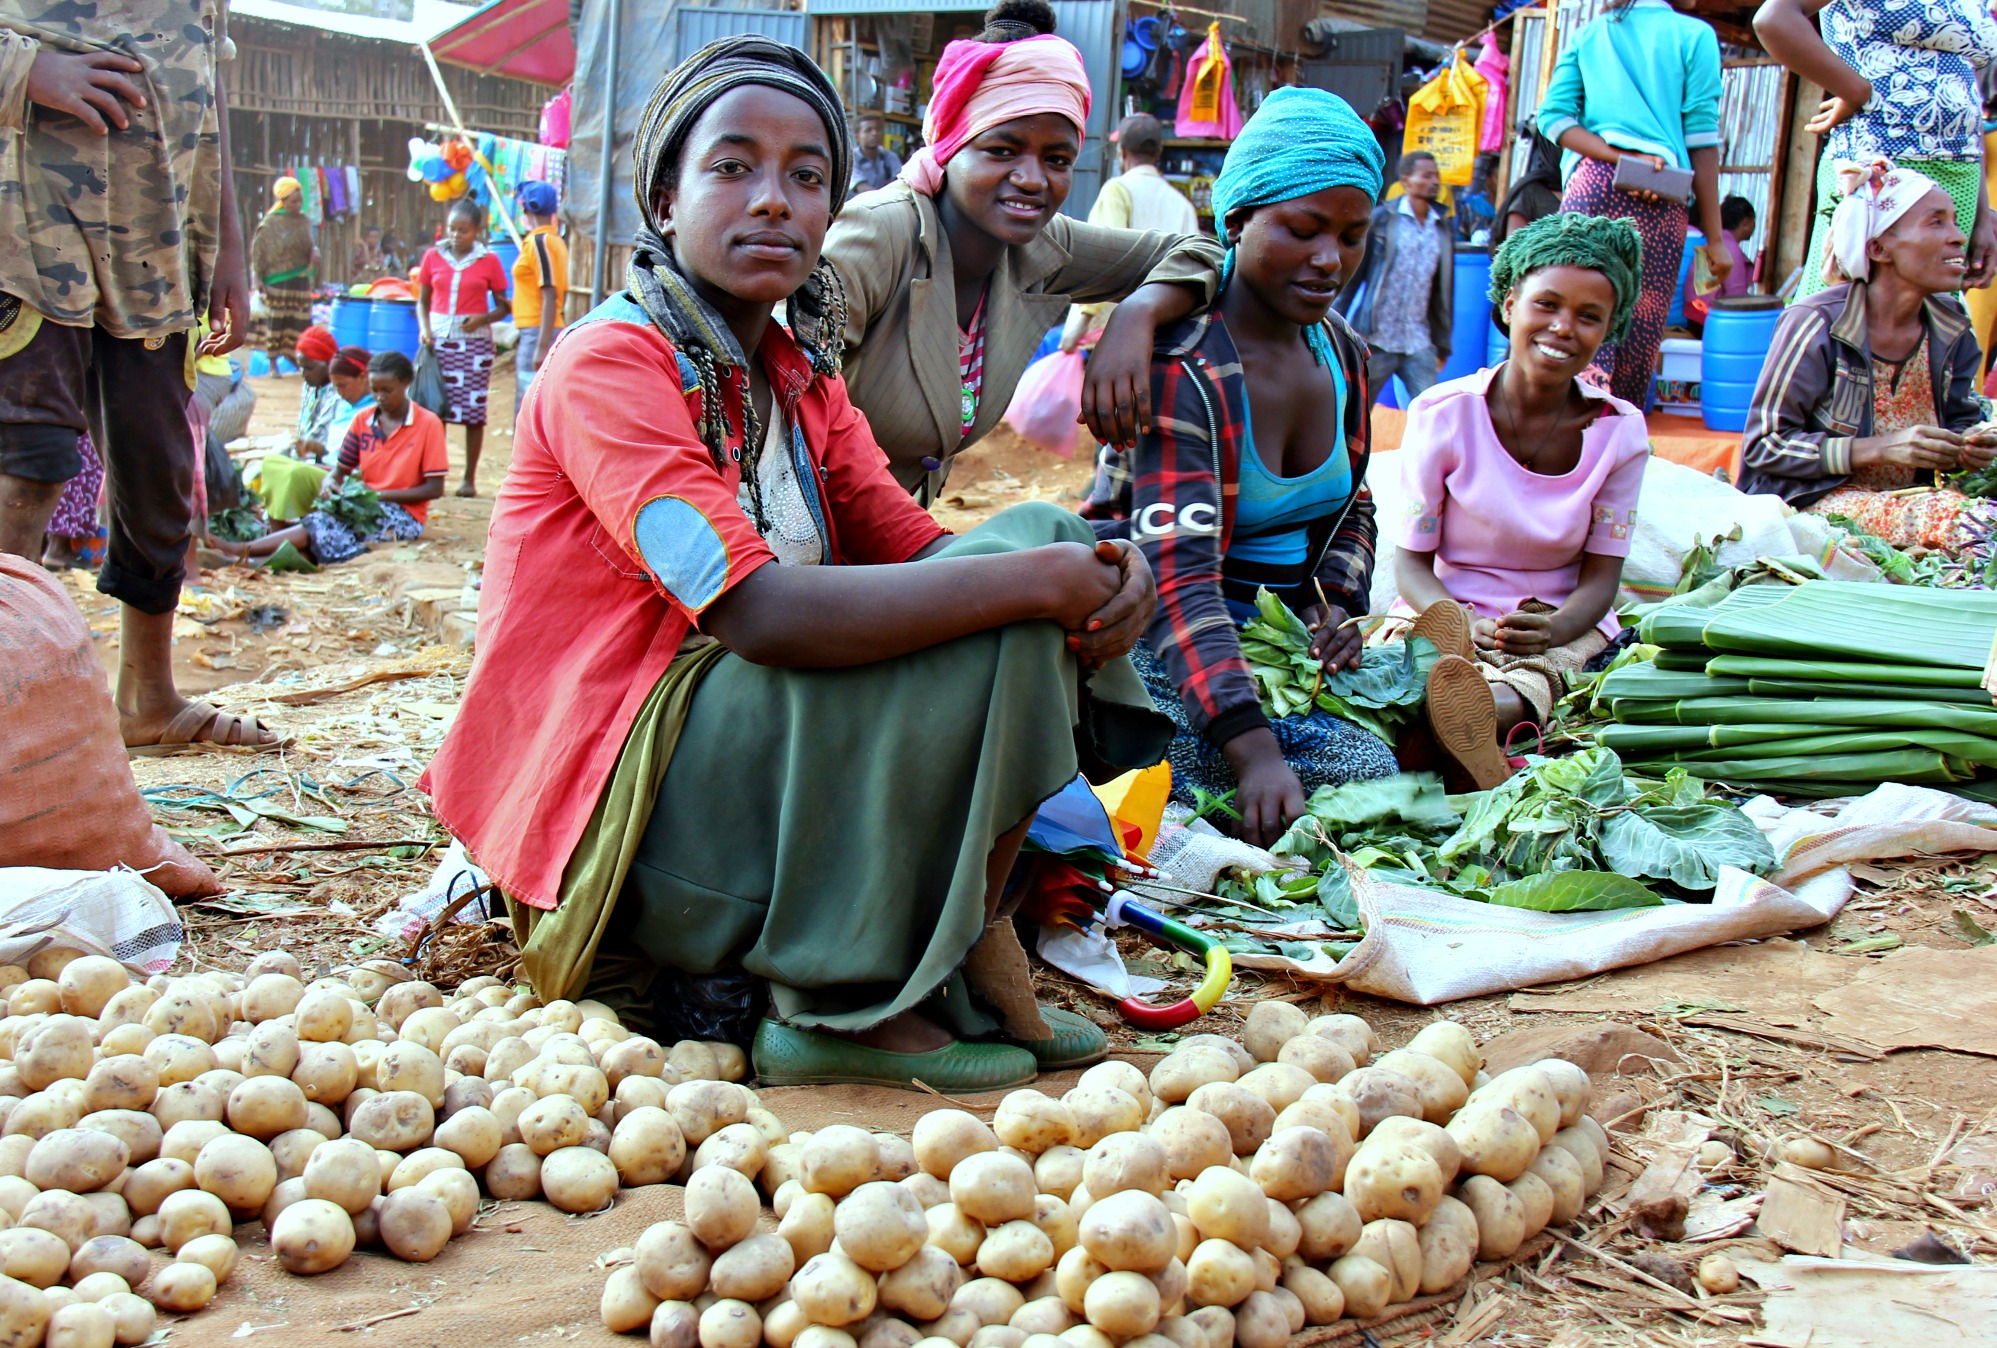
[826,0,1225,503]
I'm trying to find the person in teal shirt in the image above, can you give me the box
[1536,0,1731,405]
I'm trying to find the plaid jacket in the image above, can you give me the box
[1739,282,1988,507]
[1082,311,1378,748]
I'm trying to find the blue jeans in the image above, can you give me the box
[514,327,543,420]
[1367,343,1441,405]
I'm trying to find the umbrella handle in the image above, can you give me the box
[1109,896,1231,1030]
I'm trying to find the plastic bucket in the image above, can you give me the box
[331,296,372,349]
[1439,245,1494,384]
[491,240,521,296]
[366,298,421,358]
[1700,296,1783,431]
[1484,319,1508,369]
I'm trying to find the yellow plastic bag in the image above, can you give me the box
[1402,56,1487,187]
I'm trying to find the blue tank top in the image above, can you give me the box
[1226,357,1354,572]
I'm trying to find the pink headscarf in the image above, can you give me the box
[900,35,1092,196]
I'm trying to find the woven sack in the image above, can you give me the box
[0,557,219,896]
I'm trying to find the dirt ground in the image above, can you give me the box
[54,365,1997,1345]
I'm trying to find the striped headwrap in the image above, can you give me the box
[626,34,852,469]
[1488,212,1645,341]
[1208,87,1385,367]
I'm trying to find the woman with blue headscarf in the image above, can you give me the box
[1082,87,1398,845]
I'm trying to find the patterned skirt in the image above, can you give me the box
[262,277,315,358]
[1129,641,1397,808]
[435,332,496,426]
[1810,480,1992,552]
[1559,157,1689,408]
[300,501,425,566]
[47,432,102,541]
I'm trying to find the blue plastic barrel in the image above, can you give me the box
[366,298,420,359]
[1485,318,1508,369]
[1700,296,1784,431]
[491,240,521,296]
[1439,245,1494,384]
[331,296,372,350]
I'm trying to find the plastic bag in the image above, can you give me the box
[412,345,448,417]
[0,869,184,974]
[1002,349,1087,456]
[652,966,767,1049]
[1403,56,1487,187]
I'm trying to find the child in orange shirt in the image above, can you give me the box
[218,351,447,565]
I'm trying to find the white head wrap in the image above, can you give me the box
[1825,158,1945,284]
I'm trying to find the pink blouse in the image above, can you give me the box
[1391,367,1649,637]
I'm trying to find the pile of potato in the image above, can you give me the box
[602,1004,1609,1348]
[0,945,765,1344]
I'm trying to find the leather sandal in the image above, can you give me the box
[1424,656,1514,791]
[126,703,290,758]
[751,1019,1039,1093]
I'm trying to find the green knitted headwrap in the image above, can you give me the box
[1488,213,1645,341]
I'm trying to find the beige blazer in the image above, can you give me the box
[825,182,1225,500]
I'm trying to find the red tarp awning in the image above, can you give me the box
[428,0,575,87]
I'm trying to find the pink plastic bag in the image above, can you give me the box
[540,89,572,150]
[1003,349,1087,456]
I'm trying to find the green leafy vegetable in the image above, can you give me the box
[1238,588,1439,741]
[321,477,386,537]
[1473,871,1663,912]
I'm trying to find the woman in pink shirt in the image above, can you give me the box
[1393,215,1651,787]
[418,200,512,498]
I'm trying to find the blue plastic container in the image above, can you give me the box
[331,296,372,349]
[367,298,421,358]
[1485,318,1508,369]
[1669,229,1705,329]
[1439,246,1494,385]
[1700,296,1783,431]
[491,240,521,296]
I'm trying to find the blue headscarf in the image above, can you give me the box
[1209,86,1385,366]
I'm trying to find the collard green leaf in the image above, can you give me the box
[1598,802,1778,889]
[1476,871,1663,912]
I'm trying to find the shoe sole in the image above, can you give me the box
[1426,656,1514,791]
[1410,600,1475,661]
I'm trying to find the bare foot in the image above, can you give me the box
[454,480,478,498]
[121,699,285,755]
[821,1010,954,1055]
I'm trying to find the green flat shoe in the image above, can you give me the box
[752,1019,1039,1093]
[998,1005,1109,1070]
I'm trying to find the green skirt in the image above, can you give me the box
[507,501,1172,1033]
[251,453,327,523]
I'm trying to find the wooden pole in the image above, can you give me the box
[417,39,524,249]
[589,0,623,305]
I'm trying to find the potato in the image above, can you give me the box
[1031,1146,1084,1202]
[1527,1146,1585,1225]
[348,1091,433,1152]
[0,1268,51,1346]
[300,1138,378,1216]
[1053,1246,1108,1315]
[1336,1068,1422,1139]
[1249,1126,1337,1203]
[378,1188,454,1262]
[950,1151,1036,1226]
[1304,1014,1375,1063]
[1530,1059,1590,1129]
[194,1134,277,1213]
[1030,1193,1078,1258]
[694,1122,768,1179]
[291,1042,357,1106]
[599,1107,682,1189]
[291,989,353,1044]
[0,1227,71,1287]
[1184,1166,1268,1248]
[1776,1136,1835,1171]
[1344,1140,1443,1227]
[979,1220,1055,1282]
[483,1143,543,1201]
[518,1094,590,1156]
[99,1292,153,1347]
[1186,1083,1275,1157]
[158,1119,228,1168]
[265,1126,325,1184]
[1274,1035,1355,1087]
[699,1300,761,1348]
[122,1157,194,1218]
[878,1244,964,1321]
[1506,1170,1554,1240]
[27,1129,128,1193]
[1697,1253,1740,1295]
[791,1251,877,1326]
[268,1196,354,1275]
[1352,1219,1420,1304]
[155,1188,229,1253]
[1413,1195,1476,1295]
[542,1146,618,1215]
[1079,1133,1167,1200]
[709,1232,795,1302]
[1058,1088,1142,1151]
[80,1189,131,1239]
[779,1190,837,1264]
[1231,1290,1291,1348]
[1548,1126,1604,1195]
[46,1301,116,1348]
[66,1234,147,1293]
[1140,1109,1226,1185]
[376,1043,447,1111]
[924,1202,985,1266]
[1323,1252,1389,1320]
[1470,1068,1559,1146]
[1009,1298,1074,1337]
[388,1147,466,1192]
[993,1093,1075,1156]
[1077,1190,1175,1275]
[675,1165,756,1249]
[637,1221,713,1301]
[1234,1065,1314,1116]
[652,1301,703,1348]
[1371,1051,1468,1126]
[1239,1002,1308,1063]
[1450,1174,1523,1261]
[1184,1239,1255,1308]
[1405,1023,1480,1087]
[1445,1103,1539,1183]
[429,1104,501,1170]
[21,1190,94,1252]
[175,1231,239,1284]
[146,1258,218,1312]
[82,1058,157,1116]
[20,1018,95,1091]
[823,1181,920,1273]
[599,1265,662,1334]
[1287,1190,1358,1266]
[1148,1050,1238,1107]
[1365,1117,1460,1187]
[1074,1269,1155,1338]
[666,1081,748,1149]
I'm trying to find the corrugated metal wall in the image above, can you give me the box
[675,3,809,57]
[1049,0,1116,220]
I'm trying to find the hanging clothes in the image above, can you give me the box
[1475,33,1510,154]
[1175,24,1243,140]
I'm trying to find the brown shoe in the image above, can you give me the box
[1410,599,1475,661]
[1425,655,1514,790]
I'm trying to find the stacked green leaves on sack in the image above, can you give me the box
[1601,580,1997,796]
[1264,750,1775,928]
[1239,588,1439,742]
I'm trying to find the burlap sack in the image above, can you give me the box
[0,557,219,896]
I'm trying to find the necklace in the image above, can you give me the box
[1494,370,1578,468]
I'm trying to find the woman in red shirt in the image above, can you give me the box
[418,200,511,497]
[422,36,1167,1093]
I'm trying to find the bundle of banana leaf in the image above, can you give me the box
[1238,589,1439,743]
